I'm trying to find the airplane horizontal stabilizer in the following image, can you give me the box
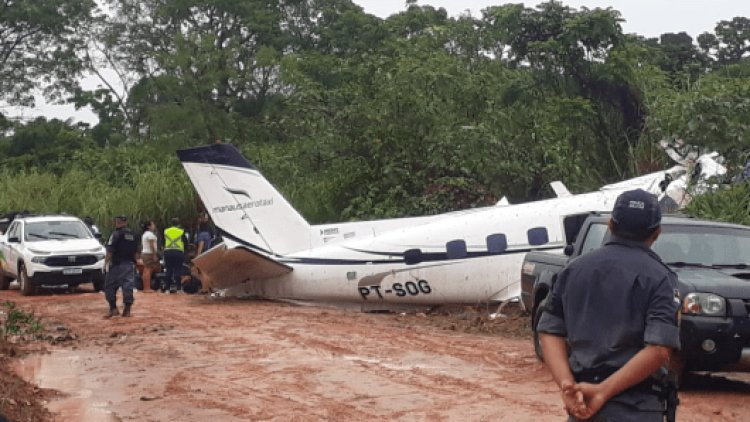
[549,181,572,198]
[193,243,292,290]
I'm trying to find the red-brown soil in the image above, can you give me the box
[1,286,748,421]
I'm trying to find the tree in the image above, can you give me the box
[644,64,750,154]
[480,2,648,179]
[0,117,96,173]
[698,17,750,66]
[656,32,708,84]
[714,17,750,64]
[90,0,380,142]
[0,0,96,106]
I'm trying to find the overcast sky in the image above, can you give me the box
[7,0,750,125]
[356,0,750,38]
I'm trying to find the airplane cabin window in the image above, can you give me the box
[486,234,508,254]
[580,223,609,255]
[446,240,467,259]
[527,227,549,246]
[404,248,423,265]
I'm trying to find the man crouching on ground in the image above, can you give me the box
[104,215,138,318]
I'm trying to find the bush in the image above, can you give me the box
[1,302,44,339]
[685,182,750,226]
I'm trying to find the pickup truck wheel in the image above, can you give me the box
[532,298,548,362]
[19,265,36,296]
[0,273,10,290]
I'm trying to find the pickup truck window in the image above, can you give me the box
[652,226,750,267]
[580,223,608,255]
[25,221,93,242]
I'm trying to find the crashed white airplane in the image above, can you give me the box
[177,143,725,310]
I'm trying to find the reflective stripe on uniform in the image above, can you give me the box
[164,227,185,251]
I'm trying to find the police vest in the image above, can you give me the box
[164,226,185,251]
[111,227,138,265]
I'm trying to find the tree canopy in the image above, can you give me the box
[0,0,96,106]
[1,0,749,228]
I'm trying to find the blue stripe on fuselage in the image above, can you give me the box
[219,228,562,266]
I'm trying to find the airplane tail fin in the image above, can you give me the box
[177,144,311,255]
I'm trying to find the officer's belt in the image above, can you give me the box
[112,257,135,266]
[574,366,666,397]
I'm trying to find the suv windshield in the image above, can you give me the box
[653,225,750,267]
[25,221,92,242]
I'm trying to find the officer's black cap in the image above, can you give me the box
[611,189,661,234]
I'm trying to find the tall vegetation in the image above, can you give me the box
[1,1,749,226]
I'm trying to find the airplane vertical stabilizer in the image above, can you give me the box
[178,144,311,255]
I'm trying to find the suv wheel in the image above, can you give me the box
[92,276,104,292]
[19,264,36,296]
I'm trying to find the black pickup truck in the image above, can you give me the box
[521,213,750,374]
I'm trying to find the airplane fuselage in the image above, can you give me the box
[178,143,723,309]
[224,190,623,308]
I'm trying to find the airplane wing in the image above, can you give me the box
[192,243,292,289]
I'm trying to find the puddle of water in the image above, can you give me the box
[13,349,120,422]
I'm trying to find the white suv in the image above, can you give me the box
[0,215,106,295]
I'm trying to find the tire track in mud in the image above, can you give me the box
[136,299,383,419]
[252,309,563,419]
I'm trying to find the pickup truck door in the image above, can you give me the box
[0,233,6,273]
[2,222,21,277]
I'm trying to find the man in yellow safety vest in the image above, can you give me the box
[163,217,187,293]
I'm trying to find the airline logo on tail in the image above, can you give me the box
[224,187,253,199]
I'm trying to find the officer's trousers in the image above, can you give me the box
[164,249,184,292]
[105,262,135,308]
[568,401,664,422]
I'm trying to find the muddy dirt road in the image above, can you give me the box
[2,286,749,421]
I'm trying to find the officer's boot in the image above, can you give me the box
[122,304,132,317]
[104,306,119,319]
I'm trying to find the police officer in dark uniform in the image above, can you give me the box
[104,215,138,318]
[537,189,681,421]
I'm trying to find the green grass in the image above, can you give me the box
[1,301,44,338]
[0,164,197,238]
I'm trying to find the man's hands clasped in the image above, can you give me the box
[560,380,611,420]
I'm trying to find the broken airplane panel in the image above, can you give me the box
[177,144,725,310]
